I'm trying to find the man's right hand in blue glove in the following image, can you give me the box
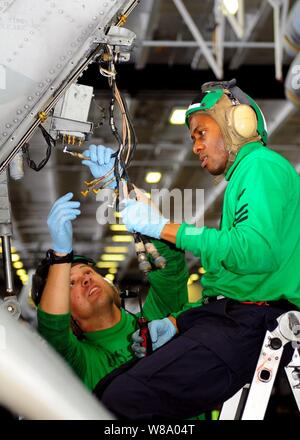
[121,198,169,239]
[81,144,117,189]
[131,317,177,358]
[47,192,81,254]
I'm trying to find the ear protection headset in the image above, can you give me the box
[185,79,268,146]
[225,103,257,140]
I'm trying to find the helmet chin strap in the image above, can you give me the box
[223,148,237,175]
[212,146,234,185]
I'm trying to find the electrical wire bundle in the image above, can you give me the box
[81,44,137,198]
[28,41,166,276]
[97,45,166,276]
[23,125,56,172]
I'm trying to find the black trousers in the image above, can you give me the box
[101,299,294,419]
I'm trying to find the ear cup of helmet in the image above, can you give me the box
[31,259,51,307]
[226,104,258,140]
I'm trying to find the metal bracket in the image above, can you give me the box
[93,26,136,48]
[0,296,21,320]
[49,116,93,140]
[93,26,136,63]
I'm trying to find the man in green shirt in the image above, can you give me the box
[35,192,188,393]
[100,79,300,419]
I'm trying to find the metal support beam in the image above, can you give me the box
[172,0,223,78]
[133,0,160,69]
[0,170,14,295]
[229,1,272,70]
[222,0,245,39]
[237,0,245,31]
[141,40,275,48]
[266,100,296,136]
[214,1,226,73]
[268,0,289,81]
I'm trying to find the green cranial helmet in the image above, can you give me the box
[31,255,97,307]
[31,253,121,313]
[185,79,268,145]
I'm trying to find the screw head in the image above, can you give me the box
[270,337,282,350]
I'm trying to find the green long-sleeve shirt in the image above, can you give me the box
[38,240,189,390]
[175,141,300,315]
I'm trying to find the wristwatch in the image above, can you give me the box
[46,249,74,265]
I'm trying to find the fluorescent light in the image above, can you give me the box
[12,254,20,262]
[13,261,23,269]
[108,268,118,274]
[96,261,118,269]
[0,246,17,253]
[169,108,186,125]
[101,254,126,262]
[105,273,115,282]
[112,235,133,243]
[145,171,162,184]
[110,224,127,231]
[223,0,239,15]
[16,269,26,276]
[104,246,128,253]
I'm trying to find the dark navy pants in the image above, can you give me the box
[101,299,294,419]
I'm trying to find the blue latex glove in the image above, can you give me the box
[47,192,81,253]
[81,144,117,189]
[121,199,169,239]
[131,318,177,358]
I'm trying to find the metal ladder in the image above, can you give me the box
[219,311,300,420]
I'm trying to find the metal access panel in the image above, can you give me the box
[0,0,137,171]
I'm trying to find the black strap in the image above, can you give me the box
[201,78,250,106]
